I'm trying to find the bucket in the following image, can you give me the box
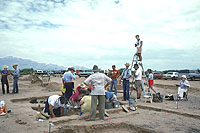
[129,99,135,106]
[105,101,112,109]
[112,100,119,108]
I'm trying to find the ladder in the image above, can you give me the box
[129,53,151,96]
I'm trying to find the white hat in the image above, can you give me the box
[181,75,187,79]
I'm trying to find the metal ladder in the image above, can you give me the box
[129,53,151,96]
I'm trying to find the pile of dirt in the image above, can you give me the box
[53,122,156,133]
[19,75,33,81]
[43,82,61,91]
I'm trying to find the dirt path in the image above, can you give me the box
[0,75,200,133]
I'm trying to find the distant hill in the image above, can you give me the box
[0,56,66,70]
[0,56,89,71]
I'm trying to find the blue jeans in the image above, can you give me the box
[13,77,19,93]
[110,79,117,95]
[123,79,129,101]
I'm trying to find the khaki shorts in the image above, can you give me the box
[137,48,142,53]
[135,80,142,89]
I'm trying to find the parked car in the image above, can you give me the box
[163,72,179,80]
[152,72,163,79]
[77,70,94,78]
[179,70,200,81]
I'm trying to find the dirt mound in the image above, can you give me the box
[43,82,61,91]
[53,123,156,133]
[19,75,33,81]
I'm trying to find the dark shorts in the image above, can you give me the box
[135,80,142,89]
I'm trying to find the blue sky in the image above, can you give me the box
[0,0,200,70]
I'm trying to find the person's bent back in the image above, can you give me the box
[44,95,66,118]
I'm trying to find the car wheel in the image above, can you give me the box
[191,77,194,81]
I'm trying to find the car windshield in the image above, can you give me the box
[167,72,173,74]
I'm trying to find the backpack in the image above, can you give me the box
[153,92,163,103]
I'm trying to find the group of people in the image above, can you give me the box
[4,34,186,121]
[1,64,20,94]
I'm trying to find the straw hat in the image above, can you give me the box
[124,63,130,67]
[12,64,18,67]
[3,65,8,69]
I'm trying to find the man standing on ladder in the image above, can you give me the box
[135,35,143,62]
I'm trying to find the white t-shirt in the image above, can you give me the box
[135,69,142,80]
[48,95,64,109]
[84,72,112,95]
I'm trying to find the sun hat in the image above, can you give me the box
[12,64,18,67]
[124,63,130,67]
[92,65,99,72]
[181,75,187,79]
[3,65,8,69]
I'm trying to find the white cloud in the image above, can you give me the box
[0,0,200,70]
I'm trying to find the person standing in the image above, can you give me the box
[121,63,131,101]
[12,64,20,94]
[109,65,119,95]
[1,65,9,94]
[84,65,112,121]
[148,69,156,93]
[135,35,143,61]
[62,67,76,103]
[134,64,142,100]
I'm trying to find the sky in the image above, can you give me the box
[0,0,200,70]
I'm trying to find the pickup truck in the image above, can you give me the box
[163,72,179,80]
[77,70,94,78]
[179,70,200,81]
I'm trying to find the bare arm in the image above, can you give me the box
[71,98,75,106]
[104,82,110,89]
[140,41,143,48]
[49,104,56,118]
[60,107,64,116]
[62,79,65,87]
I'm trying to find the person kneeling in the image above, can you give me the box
[69,89,86,108]
[105,91,117,102]
[177,75,190,100]
[44,95,66,118]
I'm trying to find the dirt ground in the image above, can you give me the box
[0,75,200,133]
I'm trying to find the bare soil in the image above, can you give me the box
[0,75,200,133]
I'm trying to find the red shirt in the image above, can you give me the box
[109,70,119,79]
[69,91,81,101]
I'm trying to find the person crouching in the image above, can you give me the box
[68,89,86,108]
[44,95,66,118]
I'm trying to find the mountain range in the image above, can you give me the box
[0,56,88,70]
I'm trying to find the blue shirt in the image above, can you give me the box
[13,69,20,78]
[62,71,76,82]
[105,91,114,100]
[121,69,131,80]
[1,70,8,80]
